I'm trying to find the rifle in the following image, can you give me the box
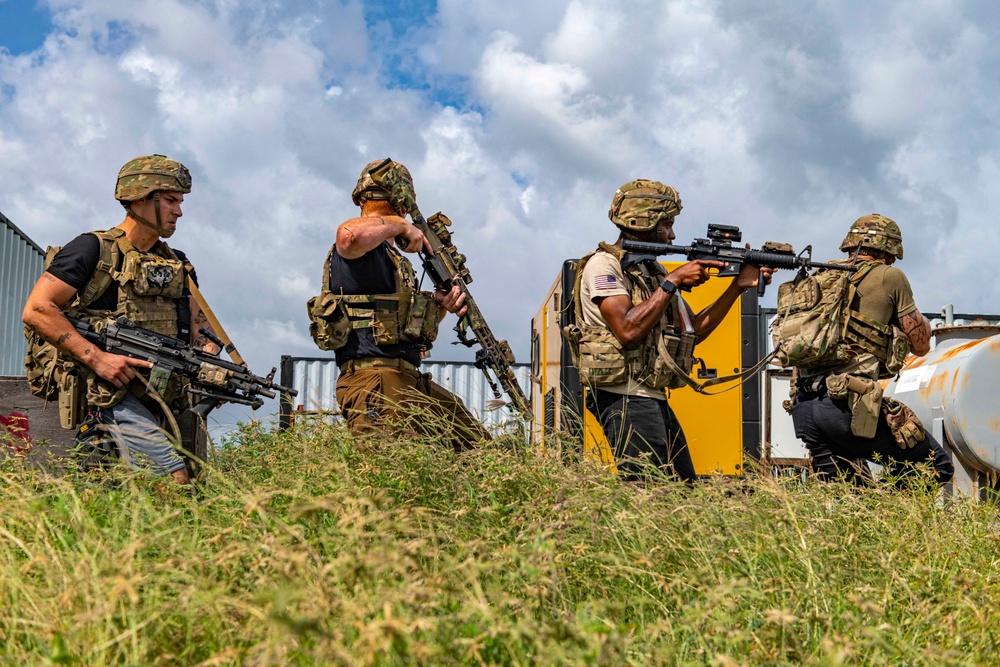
[367,158,531,420]
[621,223,857,296]
[69,316,297,420]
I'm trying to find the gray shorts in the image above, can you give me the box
[104,392,188,476]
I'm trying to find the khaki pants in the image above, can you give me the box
[335,365,490,451]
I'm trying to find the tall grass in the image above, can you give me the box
[1,418,999,666]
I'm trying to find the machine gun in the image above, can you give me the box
[69,316,297,419]
[367,158,531,420]
[621,223,856,295]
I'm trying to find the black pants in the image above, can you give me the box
[791,393,954,485]
[588,389,696,482]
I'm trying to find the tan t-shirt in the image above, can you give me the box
[579,250,693,399]
[853,263,917,324]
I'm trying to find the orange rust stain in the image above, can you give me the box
[929,370,948,394]
[935,338,986,363]
[989,336,1000,353]
[951,370,960,395]
[990,418,1000,433]
[905,356,926,368]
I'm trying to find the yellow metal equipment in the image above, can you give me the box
[530,260,760,476]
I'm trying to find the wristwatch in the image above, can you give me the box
[659,278,678,296]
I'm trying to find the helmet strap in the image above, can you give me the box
[848,240,864,268]
[126,192,168,236]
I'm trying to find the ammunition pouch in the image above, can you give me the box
[307,291,352,351]
[564,323,638,387]
[23,326,87,429]
[826,373,882,438]
[308,289,441,350]
[882,397,924,449]
[402,291,440,343]
[649,330,697,390]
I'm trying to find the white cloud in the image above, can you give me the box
[3,0,1000,431]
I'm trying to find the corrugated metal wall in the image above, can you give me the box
[283,356,531,431]
[1,213,44,375]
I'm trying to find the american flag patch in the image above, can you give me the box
[594,274,617,290]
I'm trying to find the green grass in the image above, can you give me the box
[1,419,999,666]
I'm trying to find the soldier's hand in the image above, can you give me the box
[735,243,774,290]
[396,224,434,255]
[667,259,725,289]
[91,351,153,388]
[435,285,467,316]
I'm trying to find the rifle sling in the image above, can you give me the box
[184,267,244,366]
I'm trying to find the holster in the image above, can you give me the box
[826,373,882,438]
[882,397,925,448]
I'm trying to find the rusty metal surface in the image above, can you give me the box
[884,330,1000,473]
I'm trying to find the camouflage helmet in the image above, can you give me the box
[840,213,904,260]
[115,154,191,202]
[608,179,683,232]
[352,159,413,208]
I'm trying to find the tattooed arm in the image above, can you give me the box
[21,272,152,387]
[900,308,932,356]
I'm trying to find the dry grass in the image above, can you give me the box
[1,419,999,666]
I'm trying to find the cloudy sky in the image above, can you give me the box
[2,0,999,427]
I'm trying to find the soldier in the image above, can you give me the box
[22,155,218,483]
[782,215,953,484]
[565,180,772,481]
[307,159,489,449]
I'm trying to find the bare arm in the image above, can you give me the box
[690,252,775,341]
[335,214,432,259]
[900,309,932,356]
[598,259,724,348]
[21,272,152,387]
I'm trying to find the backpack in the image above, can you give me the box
[771,261,881,369]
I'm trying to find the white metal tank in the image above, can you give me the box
[883,315,1000,486]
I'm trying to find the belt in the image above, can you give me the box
[339,357,419,375]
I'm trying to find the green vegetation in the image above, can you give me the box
[2,420,999,666]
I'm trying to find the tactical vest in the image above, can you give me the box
[562,242,697,390]
[23,228,188,427]
[772,260,910,380]
[307,243,441,351]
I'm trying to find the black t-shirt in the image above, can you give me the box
[47,232,197,337]
[327,242,422,367]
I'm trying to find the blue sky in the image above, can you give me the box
[2,0,1000,429]
[0,1,52,55]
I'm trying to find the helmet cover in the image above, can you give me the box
[840,213,904,259]
[608,179,682,232]
[115,154,191,202]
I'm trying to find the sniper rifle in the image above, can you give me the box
[367,158,531,420]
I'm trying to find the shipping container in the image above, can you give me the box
[1,212,45,375]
